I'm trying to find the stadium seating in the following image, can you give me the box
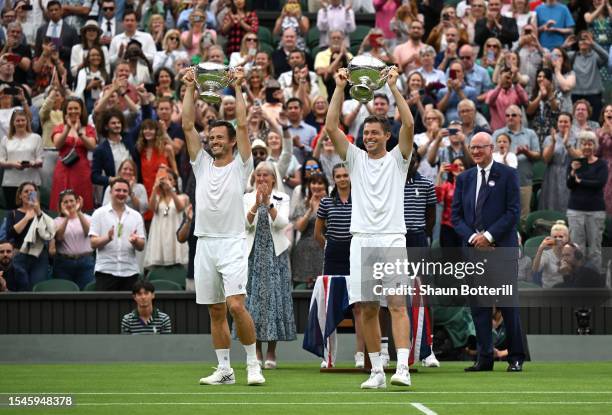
[257,26,274,46]
[523,235,546,259]
[150,280,184,291]
[83,281,97,291]
[522,210,566,238]
[148,266,187,289]
[305,27,320,51]
[33,279,80,292]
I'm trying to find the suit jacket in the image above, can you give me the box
[98,17,124,37]
[34,21,79,71]
[91,136,140,187]
[451,161,520,248]
[474,16,519,52]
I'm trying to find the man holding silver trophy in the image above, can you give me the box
[325,58,415,389]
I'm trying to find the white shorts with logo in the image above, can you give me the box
[348,233,409,305]
[194,236,248,304]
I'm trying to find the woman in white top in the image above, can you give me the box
[70,20,110,77]
[0,110,43,209]
[74,46,109,114]
[492,133,518,168]
[532,220,570,288]
[229,32,259,73]
[282,65,319,108]
[153,30,189,73]
[502,0,536,43]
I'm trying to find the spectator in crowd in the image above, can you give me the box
[516,23,545,96]
[478,37,503,77]
[415,45,447,87]
[554,242,605,287]
[1,22,32,85]
[493,133,518,168]
[374,0,401,47]
[177,0,216,31]
[492,51,529,90]
[535,0,575,50]
[458,44,492,99]
[273,28,300,77]
[220,95,237,124]
[566,31,609,121]
[414,108,445,183]
[228,32,259,73]
[74,46,110,114]
[14,1,36,46]
[315,30,353,99]
[426,6,468,53]
[437,59,478,122]
[526,68,561,147]
[540,113,577,210]
[90,178,146,290]
[123,40,153,86]
[153,30,189,73]
[404,149,437,246]
[532,220,571,288]
[597,104,612,215]
[404,71,435,135]
[393,19,426,74]
[0,110,43,209]
[572,99,600,135]
[264,120,300,194]
[144,168,189,268]
[474,0,519,51]
[0,240,15,291]
[182,8,216,57]
[190,34,220,65]
[356,29,395,66]
[109,11,156,66]
[462,0,487,48]
[243,161,296,368]
[427,119,472,169]
[70,20,110,78]
[493,105,540,216]
[356,94,400,151]
[6,182,55,291]
[435,26,466,73]
[176,202,195,291]
[550,47,576,113]
[316,0,356,48]
[39,87,65,148]
[286,97,318,164]
[290,172,328,289]
[221,0,259,56]
[121,280,172,334]
[99,0,122,45]
[102,159,149,214]
[457,99,491,142]
[485,66,529,131]
[50,190,94,289]
[278,50,318,93]
[313,132,343,184]
[261,79,284,122]
[566,130,608,271]
[390,3,422,46]
[60,0,93,32]
[245,69,266,105]
[283,64,319,106]
[435,156,466,247]
[502,0,536,42]
[273,0,309,51]
[50,96,97,212]
[153,67,176,99]
[305,95,330,132]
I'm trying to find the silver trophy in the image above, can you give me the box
[346,55,392,103]
[194,62,235,104]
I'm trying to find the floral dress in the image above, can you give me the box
[596,128,612,215]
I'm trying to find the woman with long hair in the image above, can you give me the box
[219,96,237,125]
[229,32,260,73]
[426,7,468,52]
[527,68,561,147]
[181,8,217,56]
[290,155,324,212]
[596,104,612,215]
[304,95,329,132]
[462,0,487,47]
[403,71,435,135]
[50,97,97,212]
[148,14,166,50]
[243,161,296,368]
[282,64,318,108]
[255,51,275,81]
[585,0,611,88]
[548,47,576,113]
[50,190,94,289]
[70,20,110,78]
[154,67,176,99]
[74,46,109,114]
[102,159,149,214]
[477,37,502,77]
[221,0,259,55]
[245,68,266,106]
[414,108,445,183]
[153,29,189,73]
[0,110,43,209]
[435,156,465,247]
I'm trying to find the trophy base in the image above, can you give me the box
[199,91,222,105]
[350,85,373,104]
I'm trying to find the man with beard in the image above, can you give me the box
[392,20,426,74]
[0,240,15,292]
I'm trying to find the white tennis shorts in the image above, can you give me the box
[194,236,248,304]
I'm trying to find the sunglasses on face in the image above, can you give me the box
[253,150,267,157]
[305,164,319,171]
[505,113,520,117]
[103,7,114,11]
[246,37,258,42]
[169,36,179,40]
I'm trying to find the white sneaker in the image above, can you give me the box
[422,352,440,368]
[199,367,235,385]
[390,364,411,386]
[381,352,390,368]
[354,352,365,369]
[247,362,266,385]
[360,370,386,389]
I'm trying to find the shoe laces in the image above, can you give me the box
[396,364,409,375]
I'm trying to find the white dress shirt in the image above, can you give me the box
[45,19,64,38]
[108,30,157,65]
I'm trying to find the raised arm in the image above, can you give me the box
[181,68,202,162]
[233,67,251,162]
[387,66,414,159]
[324,68,350,160]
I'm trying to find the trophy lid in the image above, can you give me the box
[347,55,387,71]
[197,62,228,71]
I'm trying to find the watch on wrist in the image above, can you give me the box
[282,125,290,131]
[268,203,274,209]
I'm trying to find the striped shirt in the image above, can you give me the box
[403,173,437,232]
[121,308,172,334]
[317,195,352,242]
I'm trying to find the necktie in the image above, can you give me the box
[474,168,487,231]
[51,23,59,38]
[106,20,112,35]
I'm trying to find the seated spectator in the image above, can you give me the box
[502,0,536,44]
[153,30,189,73]
[50,190,94,289]
[404,71,435,135]
[146,14,166,50]
[462,0,487,48]
[0,240,16,291]
[144,169,189,268]
[70,20,110,78]
[526,68,561,147]
[304,95,329,132]
[436,60,478,122]
[99,0,121,46]
[435,27,466,72]
[228,32,259,73]
[124,40,153,86]
[572,99,600,135]
[316,0,356,48]
[426,6,469,53]
[190,34,220,65]
[390,3,422,46]
[14,2,36,46]
[457,99,491,142]
[153,67,175,99]
[181,8,216,57]
[435,156,466,247]
[90,178,146,291]
[554,242,605,288]
[535,0,575,50]
[255,51,274,81]
[121,280,172,334]
[393,19,426,74]
[474,0,519,51]
[74,46,109,114]
[6,182,55,291]
[2,22,32,85]
[283,65,319,106]
[245,68,266,106]
[427,119,473,169]
[532,220,570,288]
[566,130,608,271]
[493,133,518,168]
[0,110,43,209]
[485,66,529,131]
[596,105,612,215]
[273,0,309,51]
[220,0,259,56]
[477,37,502,77]
[415,45,447,86]
[314,30,353,99]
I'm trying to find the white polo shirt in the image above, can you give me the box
[89,204,146,276]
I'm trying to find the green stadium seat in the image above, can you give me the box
[523,210,566,238]
[150,279,184,291]
[39,186,51,211]
[523,235,546,259]
[350,25,372,48]
[306,27,320,51]
[83,281,97,291]
[532,160,546,186]
[259,42,276,56]
[148,265,187,289]
[257,26,274,46]
[33,279,80,292]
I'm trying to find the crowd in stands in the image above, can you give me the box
[0,0,611,295]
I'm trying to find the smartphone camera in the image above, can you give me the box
[28,190,37,204]
[448,128,459,136]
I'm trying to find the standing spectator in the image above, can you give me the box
[597,104,612,215]
[177,0,216,31]
[50,97,97,212]
[181,9,216,56]
[403,151,437,246]
[0,110,43,209]
[283,65,319,105]
[74,46,110,114]
[243,161,296,368]
[278,50,318,92]
[526,68,561,147]
[485,66,529,131]
[436,60,478,122]
[458,44,492,99]
[493,105,541,217]
[567,31,609,122]
[532,221,570,288]
[220,0,258,56]
[60,0,93,32]
[474,0,519,51]
[404,72,435,135]
[572,99,600,135]
[316,0,356,48]
[6,182,55,291]
[228,32,259,73]
[585,0,611,89]
[374,0,400,46]
[566,131,607,270]
[273,0,309,51]
[550,47,576,113]
[70,20,110,77]
[109,11,156,66]
[477,37,503,77]
[121,280,172,333]
[153,30,189,72]
[356,29,395,66]
[435,156,466,247]
[535,0,575,50]
[50,190,94,289]
[539,112,577,211]
[493,133,519,168]
[314,133,343,184]
[39,87,65,148]
[102,159,149,214]
[90,178,146,290]
[393,20,425,73]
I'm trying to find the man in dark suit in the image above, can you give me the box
[474,0,519,52]
[99,0,124,47]
[34,0,79,80]
[451,132,525,372]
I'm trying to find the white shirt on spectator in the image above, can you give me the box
[153,49,189,73]
[316,4,356,47]
[0,133,44,186]
[70,45,111,77]
[89,205,146,276]
[108,30,157,65]
[493,151,518,168]
[344,143,410,234]
[45,19,64,38]
[342,99,370,138]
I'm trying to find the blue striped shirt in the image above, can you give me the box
[403,173,437,232]
[317,195,352,242]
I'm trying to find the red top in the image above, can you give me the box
[141,147,171,221]
[435,181,456,228]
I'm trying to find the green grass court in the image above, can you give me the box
[1,362,612,414]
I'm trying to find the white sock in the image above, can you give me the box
[381,337,389,355]
[369,352,383,372]
[397,348,410,368]
[215,349,231,369]
[244,343,258,365]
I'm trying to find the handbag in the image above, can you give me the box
[60,137,80,166]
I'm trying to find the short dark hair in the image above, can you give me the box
[47,0,62,8]
[157,96,174,107]
[209,120,236,140]
[363,115,391,134]
[285,97,303,109]
[132,280,155,294]
[110,177,130,189]
[123,10,137,20]
[101,108,125,137]
[372,94,389,104]
[0,240,14,247]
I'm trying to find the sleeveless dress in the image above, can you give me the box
[140,147,171,221]
[143,198,189,268]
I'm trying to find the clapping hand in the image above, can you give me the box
[128,229,140,246]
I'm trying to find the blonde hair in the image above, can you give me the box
[162,29,182,50]
[425,108,445,126]
[550,220,569,236]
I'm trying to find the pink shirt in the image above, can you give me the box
[485,84,529,131]
[54,215,93,256]
[374,0,399,39]
[392,40,424,73]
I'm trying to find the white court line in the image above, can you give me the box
[5,391,612,395]
[57,401,612,406]
[411,403,438,415]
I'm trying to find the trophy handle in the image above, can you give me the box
[379,65,398,86]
